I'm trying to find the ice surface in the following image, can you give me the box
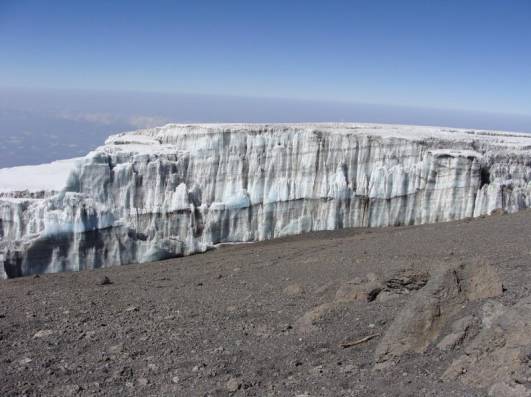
[1,123,530,278]
[0,158,81,193]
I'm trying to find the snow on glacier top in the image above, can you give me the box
[0,158,81,194]
[109,122,531,147]
[1,123,530,194]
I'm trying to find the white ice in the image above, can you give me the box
[1,123,530,278]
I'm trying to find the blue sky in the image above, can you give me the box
[1,0,531,114]
[1,1,531,167]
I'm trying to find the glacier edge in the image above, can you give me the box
[1,123,530,278]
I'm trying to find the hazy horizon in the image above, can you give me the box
[1,86,531,168]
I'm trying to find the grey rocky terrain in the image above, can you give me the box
[1,210,530,396]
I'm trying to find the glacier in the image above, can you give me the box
[1,123,530,278]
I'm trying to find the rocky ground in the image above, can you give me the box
[1,210,531,397]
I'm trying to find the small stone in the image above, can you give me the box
[64,384,82,395]
[490,208,507,216]
[226,377,241,392]
[98,276,113,286]
[284,283,305,296]
[137,378,149,386]
[279,323,293,332]
[437,332,464,351]
[376,291,401,303]
[109,343,124,353]
[308,365,324,375]
[125,306,139,312]
[366,273,379,282]
[33,330,54,338]
[451,315,474,333]
[295,303,334,334]
[335,280,382,303]
[341,364,356,373]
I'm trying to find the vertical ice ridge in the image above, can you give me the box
[0,123,530,278]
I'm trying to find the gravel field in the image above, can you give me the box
[1,210,530,396]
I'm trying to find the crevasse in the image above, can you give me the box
[1,123,530,278]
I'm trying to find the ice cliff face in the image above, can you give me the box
[1,123,531,278]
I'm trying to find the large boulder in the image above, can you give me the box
[443,296,531,394]
[374,263,503,368]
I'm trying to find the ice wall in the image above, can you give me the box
[1,123,530,278]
